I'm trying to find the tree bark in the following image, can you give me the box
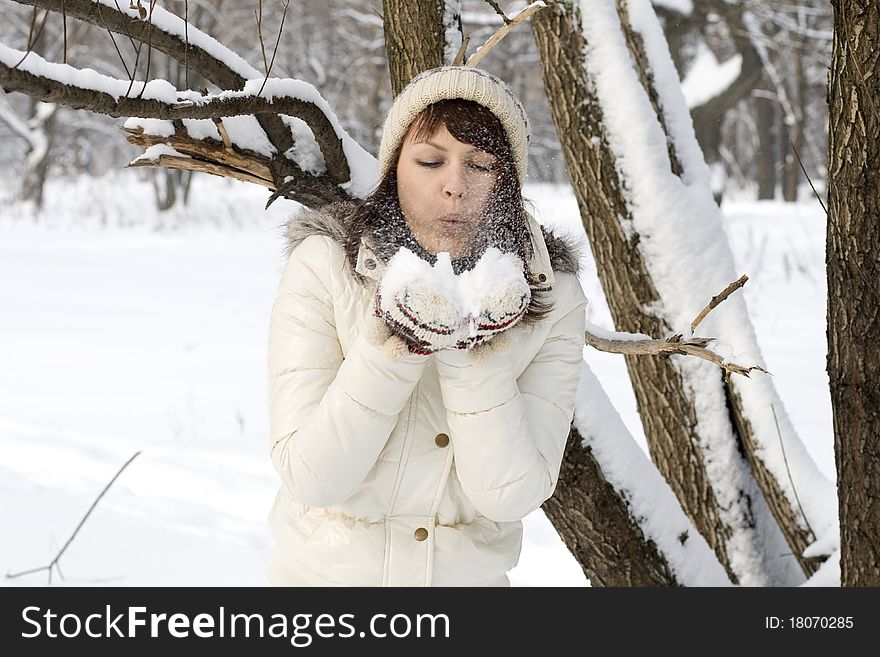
[382,0,447,95]
[827,0,880,587]
[543,429,681,586]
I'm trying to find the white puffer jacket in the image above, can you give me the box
[265,201,586,586]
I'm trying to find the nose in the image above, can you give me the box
[442,166,467,199]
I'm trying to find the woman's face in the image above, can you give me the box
[396,122,500,259]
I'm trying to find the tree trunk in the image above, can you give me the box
[689,2,764,203]
[19,101,58,210]
[543,429,681,586]
[153,168,178,212]
[827,0,880,587]
[755,86,778,200]
[382,0,447,95]
[782,52,805,203]
[533,0,822,585]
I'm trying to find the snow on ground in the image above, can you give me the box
[0,174,832,587]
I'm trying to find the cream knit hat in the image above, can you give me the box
[377,66,530,185]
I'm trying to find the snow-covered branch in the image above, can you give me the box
[9,0,260,86]
[2,0,382,206]
[0,40,379,204]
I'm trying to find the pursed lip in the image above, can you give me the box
[438,213,467,225]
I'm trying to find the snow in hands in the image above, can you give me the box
[376,247,531,355]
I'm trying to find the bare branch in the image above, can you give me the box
[482,0,512,25]
[255,0,268,75]
[585,276,768,381]
[136,0,158,100]
[112,0,139,52]
[212,117,232,149]
[451,36,470,66]
[13,4,51,69]
[10,0,257,89]
[466,2,545,67]
[585,329,767,380]
[184,0,189,89]
[24,1,41,51]
[257,0,290,84]
[691,274,748,333]
[771,404,816,539]
[6,0,341,194]
[790,138,827,216]
[127,142,272,189]
[256,0,290,98]
[6,451,142,584]
[125,27,145,96]
[62,1,68,63]
[95,2,134,82]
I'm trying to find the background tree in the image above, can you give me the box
[826,0,880,587]
[655,0,831,202]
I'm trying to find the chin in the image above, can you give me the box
[435,243,468,259]
[431,236,471,257]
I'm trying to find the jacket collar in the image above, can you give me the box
[354,211,556,289]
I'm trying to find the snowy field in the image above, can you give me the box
[0,173,832,587]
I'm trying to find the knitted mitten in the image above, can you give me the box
[455,248,531,349]
[375,248,467,355]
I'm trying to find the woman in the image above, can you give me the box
[265,66,587,586]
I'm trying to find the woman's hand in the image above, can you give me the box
[454,248,531,349]
[374,248,467,355]
[375,246,530,354]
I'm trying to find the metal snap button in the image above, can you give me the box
[414,527,428,541]
[434,433,450,448]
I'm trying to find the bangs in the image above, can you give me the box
[406,99,513,161]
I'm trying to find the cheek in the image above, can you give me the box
[397,167,428,203]
[471,178,498,205]
[397,180,420,215]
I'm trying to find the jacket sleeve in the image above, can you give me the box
[434,274,587,522]
[267,235,428,507]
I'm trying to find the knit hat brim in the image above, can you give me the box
[377,66,530,185]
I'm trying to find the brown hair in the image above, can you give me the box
[345,98,552,322]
